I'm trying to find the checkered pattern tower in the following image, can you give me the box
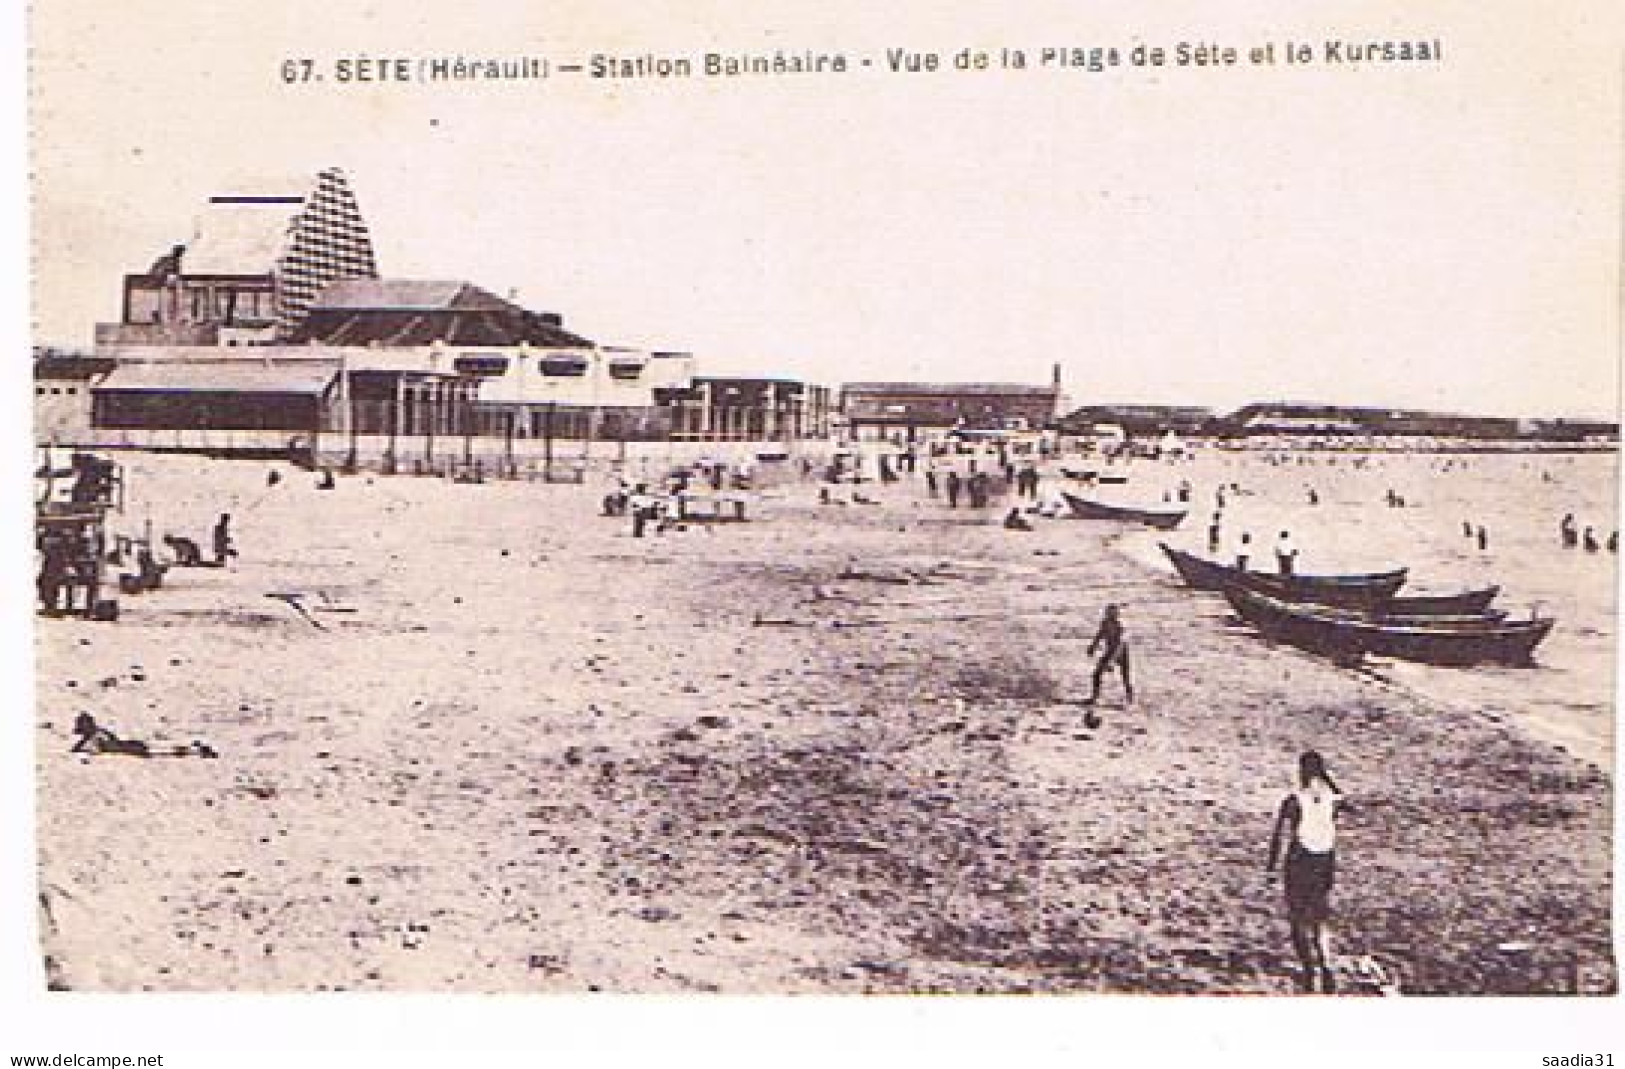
[274,167,380,334]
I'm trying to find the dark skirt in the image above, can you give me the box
[1284,845,1335,923]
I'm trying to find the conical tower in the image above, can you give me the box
[274,167,380,335]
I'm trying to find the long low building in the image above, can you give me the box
[841,375,1063,442]
[92,358,341,432]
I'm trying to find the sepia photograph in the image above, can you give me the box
[9,0,1623,1061]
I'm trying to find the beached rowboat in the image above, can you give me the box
[1386,586,1502,617]
[1159,543,1407,609]
[1222,584,1553,667]
[1063,492,1186,530]
[1059,468,1130,485]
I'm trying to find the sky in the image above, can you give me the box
[27,0,1625,419]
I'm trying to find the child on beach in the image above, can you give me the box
[1084,604,1133,705]
[1266,751,1348,993]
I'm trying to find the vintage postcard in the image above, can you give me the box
[13,0,1624,1059]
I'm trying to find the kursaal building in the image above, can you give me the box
[45,166,833,466]
[100,166,380,347]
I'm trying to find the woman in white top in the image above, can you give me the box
[1266,750,1347,993]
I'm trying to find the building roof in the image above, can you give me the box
[311,279,516,312]
[35,354,117,379]
[291,279,591,348]
[95,361,339,395]
[842,382,1058,397]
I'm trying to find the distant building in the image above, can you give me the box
[841,374,1061,442]
[1214,403,1525,440]
[1057,404,1215,439]
[96,167,379,347]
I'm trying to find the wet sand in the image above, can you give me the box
[34,450,1616,994]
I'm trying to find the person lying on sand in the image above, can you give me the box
[1003,507,1033,531]
[70,713,149,757]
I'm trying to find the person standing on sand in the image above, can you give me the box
[945,470,962,508]
[1207,513,1223,556]
[1234,531,1253,572]
[1266,750,1348,994]
[1560,513,1578,548]
[1084,603,1133,705]
[1275,531,1298,576]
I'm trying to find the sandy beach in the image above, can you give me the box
[34,448,1616,994]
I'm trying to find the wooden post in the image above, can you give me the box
[344,359,358,472]
[462,382,474,468]
[504,407,516,478]
[386,375,402,474]
[543,400,555,482]
[424,380,436,471]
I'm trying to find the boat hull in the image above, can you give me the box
[1063,493,1186,530]
[1160,543,1407,610]
[1387,586,1501,616]
[1224,585,1553,667]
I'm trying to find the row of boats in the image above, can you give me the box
[1056,483,1555,666]
[1159,544,1554,667]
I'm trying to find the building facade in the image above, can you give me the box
[655,376,834,442]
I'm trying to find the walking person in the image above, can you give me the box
[1084,604,1133,706]
[1266,751,1349,993]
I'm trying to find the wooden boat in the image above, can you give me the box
[1059,468,1129,485]
[1063,492,1186,530]
[1387,586,1501,616]
[1223,585,1554,667]
[1159,543,1407,609]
